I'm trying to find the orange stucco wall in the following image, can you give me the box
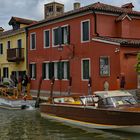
[28,12,140,94]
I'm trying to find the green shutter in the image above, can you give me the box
[67,25,70,44]
[42,63,45,79]
[57,62,62,80]
[29,64,32,78]
[67,62,70,79]
[34,64,36,79]
[83,60,89,79]
[49,62,54,79]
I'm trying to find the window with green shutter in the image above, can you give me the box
[81,20,90,42]
[29,63,36,79]
[44,30,50,48]
[49,62,54,79]
[82,59,90,80]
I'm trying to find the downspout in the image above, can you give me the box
[25,28,28,74]
[92,9,99,36]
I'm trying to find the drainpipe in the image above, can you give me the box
[25,28,28,74]
[92,10,99,36]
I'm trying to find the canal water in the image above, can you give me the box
[0,109,140,140]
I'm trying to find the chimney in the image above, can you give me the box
[74,2,80,10]
[44,2,64,19]
[0,27,4,33]
[121,3,134,11]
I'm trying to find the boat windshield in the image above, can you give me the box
[98,96,137,108]
[111,96,137,106]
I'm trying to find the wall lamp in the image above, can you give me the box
[58,43,75,59]
[115,48,120,53]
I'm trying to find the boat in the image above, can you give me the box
[0,84,36,110]
[40,90,140,133]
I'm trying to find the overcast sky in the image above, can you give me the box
[1,0,140,30]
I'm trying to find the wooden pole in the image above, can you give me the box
[35,76,43,108]
[50,77,55,104]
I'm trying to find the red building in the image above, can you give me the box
[27,2,140,95]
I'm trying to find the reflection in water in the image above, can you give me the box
[0,109,139,140]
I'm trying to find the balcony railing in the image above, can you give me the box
[7,48,24,62]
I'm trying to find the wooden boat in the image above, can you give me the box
[0,85,35,110]
[40,90,140,133]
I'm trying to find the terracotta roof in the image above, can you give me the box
[0,28,25,38]
[9,16,37,25]
[121,3,134,9]
[27,2,140,29]
[93,36,140,47]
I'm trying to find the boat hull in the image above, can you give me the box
[40,103,140,133]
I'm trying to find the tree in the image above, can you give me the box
[136,53,140,89]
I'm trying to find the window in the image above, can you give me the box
[42,61,70,80]
[100,56,110,76]
[61,26,69,44]
[29,64,36,79]
[17,39,22,48]
[44,30,50,48]
[53,28,59,46]
[82,59,90,80]
[3,67,9,78]
[7,41,10,49]
[42,62,49,80]
[57,61,70,80]
[81,20,90,42]
[30,33,36,50]
[0,43,3,55]
[52,25,70,46]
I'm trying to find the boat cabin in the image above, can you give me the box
[94,90,137,108]
[51,90,137,108]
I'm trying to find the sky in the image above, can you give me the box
[0,0,140,30]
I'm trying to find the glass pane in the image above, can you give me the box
[54,28,59,46]
[82,21,89,41]
[45,31,50,47]
[31,34,36,49]
[83,60,89,79]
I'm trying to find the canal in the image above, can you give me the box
[0,109,139,140]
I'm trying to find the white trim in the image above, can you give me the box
[81,19,90,43]
[30,32,36,50]
[61,24,69,28]
[122,15,132,21]
[81,58,91,81]
[30,62,36,64]
[44,29,50,48]
[92,38,120,46]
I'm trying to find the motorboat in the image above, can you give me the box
[40,90,140,133]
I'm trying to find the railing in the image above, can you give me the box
[7,48,24,62]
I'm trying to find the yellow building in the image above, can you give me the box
[0,17,35,81]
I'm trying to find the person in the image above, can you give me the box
[10,73,17,87]
[120,74,126,90]
[116,76,120,90]
[104,80,109,91]
[22,74,28,95]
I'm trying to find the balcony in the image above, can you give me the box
[7,48,24,62]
